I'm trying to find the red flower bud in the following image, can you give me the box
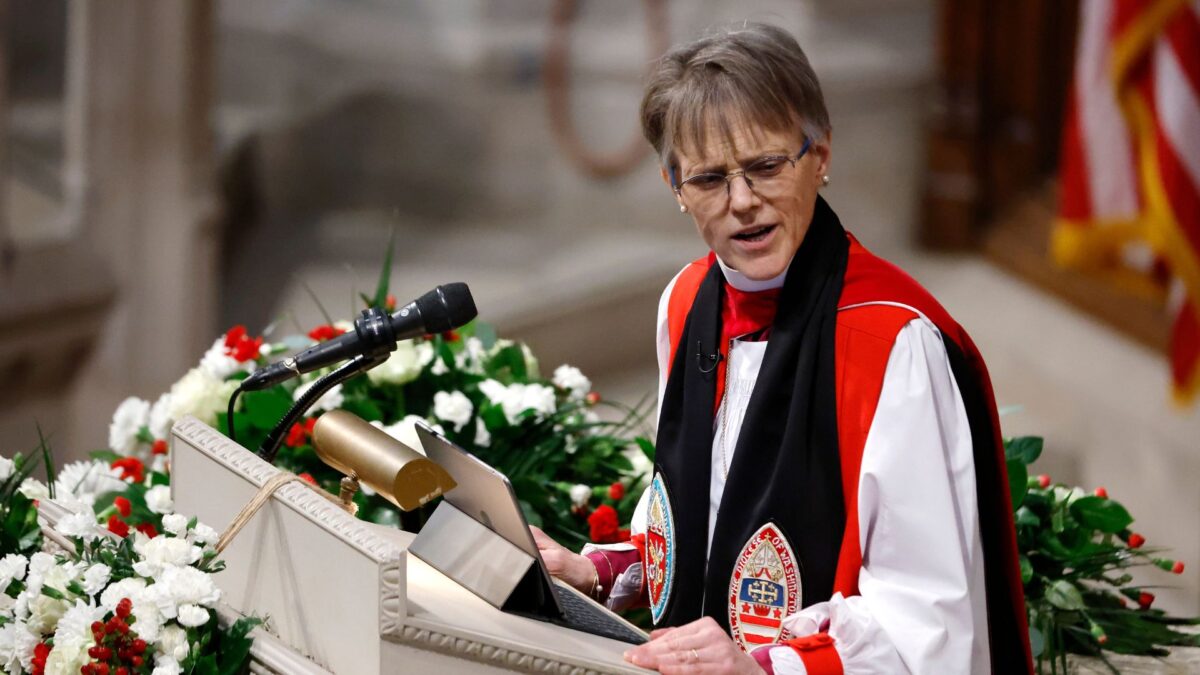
[307,324,346,342]
[131,656,143,667]
[386,294,397,311]
[585,391,601,406]
[1094,486,1108,499]
[113,496,132,518]
[298,472,317,485]
[151,439,169,455]
[1174,561,1186,574]
[1128,533,1146,549]
[91,621,104,636]
[116,597,132,618]
[1138,591,1155,609]
[106,515,130,538]
[608,482,625,501]
[135,522,158,539]
[95,663,110,675]
[285,421,310,448]
[116,667,130,675]
[441,329,460,342]
[1098,635,1108,645]
[131,639,147,655]
[1037,474,1051,489]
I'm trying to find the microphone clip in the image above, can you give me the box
[696,340,724,374]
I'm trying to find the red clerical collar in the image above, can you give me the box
[710,252,782,343]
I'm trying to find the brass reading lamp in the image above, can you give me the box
[311,410,457,513]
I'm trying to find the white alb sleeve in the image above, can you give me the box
[772,318,989,675]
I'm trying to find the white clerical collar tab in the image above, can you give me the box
[716,255,789,292]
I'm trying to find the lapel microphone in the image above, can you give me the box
[696,340,723,374]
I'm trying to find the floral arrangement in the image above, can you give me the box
[0,454,258,675]
[1006,436,1200,673]
[98,283,651,545]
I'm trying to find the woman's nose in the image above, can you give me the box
[727,173,760,212]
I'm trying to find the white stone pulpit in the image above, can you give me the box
[169,416,649,674]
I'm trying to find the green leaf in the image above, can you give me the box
[373,226,397,310]
[1015,506,1040,528]
[1007,458,1028,509]
[1029,626,1045,658]
[1070,496,1134,534]
[243,388,296,430]
[1006,436,1044,465]
[1046,579,1085,610]
[1020,555,1034,584]
[636,437,656,463]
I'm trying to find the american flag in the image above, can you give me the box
[1055,0,1200,403]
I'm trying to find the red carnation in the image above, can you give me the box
[307,324,346,342]
[111,457,145,484]
[1037,474,1051,489]
[386,294,397,312]
[135,522,158,538]
[588,504,621,544]
[286,418,317,448]
[1174,561,1186,575]
[608,482,625,501]
[1094,486,1108,499]
[113,496,132,518]
[298,472,317,485]
[31,642,50,675]
[224,325,247,349]
[1138,591,1155,609]
[151,439,168,455]
[441,329,461,342]
[585,391,601,406]
[1128,533,1146,549]
[107,515,130,538]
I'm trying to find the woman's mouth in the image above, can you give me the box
[732,224,777,242]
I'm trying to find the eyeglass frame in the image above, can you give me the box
[670,136,813,205]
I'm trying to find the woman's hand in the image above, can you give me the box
[624,617,763,674]
[530,525,596,593]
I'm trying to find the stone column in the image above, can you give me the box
[65,0,220,456]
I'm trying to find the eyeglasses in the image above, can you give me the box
[673,137,812,213]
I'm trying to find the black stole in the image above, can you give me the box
[654,197,850,628]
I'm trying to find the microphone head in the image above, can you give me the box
[416,283,477,333]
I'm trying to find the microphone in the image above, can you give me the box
[240,283,477,392]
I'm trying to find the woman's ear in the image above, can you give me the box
[811,134,832,179]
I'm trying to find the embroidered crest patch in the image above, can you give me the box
[727,522,801,652]
[645,472,675,624]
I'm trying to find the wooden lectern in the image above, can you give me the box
[169,416,648,674]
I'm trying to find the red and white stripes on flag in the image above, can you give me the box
[1055,0,1200,404]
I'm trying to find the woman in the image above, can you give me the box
[534,23,1031,674]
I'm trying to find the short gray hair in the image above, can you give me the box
[640,23,830,178]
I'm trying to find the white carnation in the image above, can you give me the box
[189,523,219,547]
[416,341,436,367]
[0,554,27,591]
[55,512,102,543]
[167,368,239,428]
[26,595,69,635]
[152,657,184,675]
[18,478,48,501]
[198,337,242,380]
[131,533,202,579]
[431,356,449,375]
[0,455,13,482]
[433,391,473,432]
[145,485,173,515]
[292,380,344,413]
[161,513,188,537]
[477,380,556,425]
[148,392,175,440]
[153,565,221,611]
[367,340,425,385]
[0,621,38,674]
[99,577,147,612]
[44,600,104,675]
[569,484,591,508]
[176,603,210,627]
[109,397,150,456]
[474,417,491,447]
[370,416,441,454]
[552,365,591,401]
[156,625,190,663]
[81,564,112,595]
[55,461,125,502]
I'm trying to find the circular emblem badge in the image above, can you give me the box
[727,522,801,652]
[645,473,675,625]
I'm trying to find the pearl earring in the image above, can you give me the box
[680,204,688,213]
[821,175,830,187]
